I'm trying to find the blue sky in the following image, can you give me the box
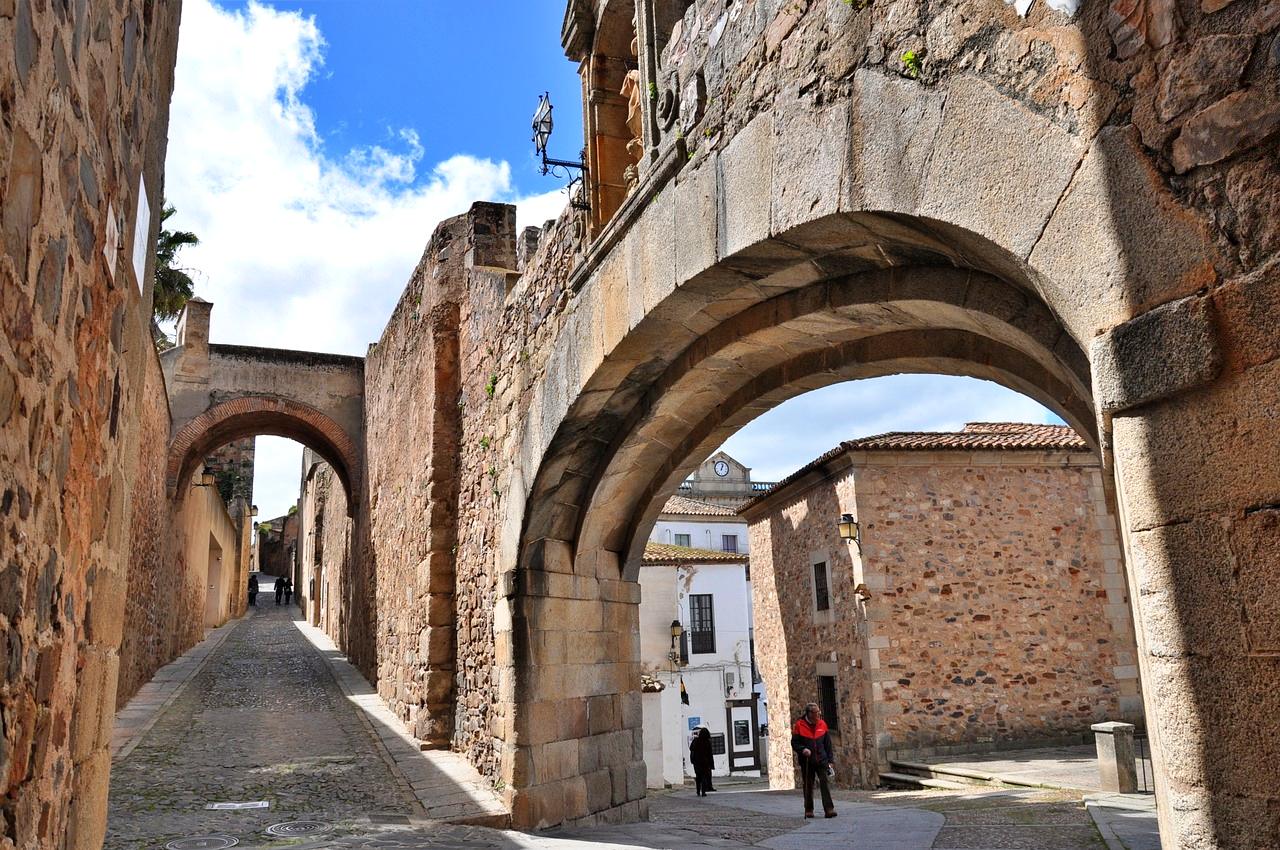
[249,1,583,199]
[164,1,1058,519]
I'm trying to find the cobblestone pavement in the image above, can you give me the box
[107,604,1117,849]
[105,603,420,849]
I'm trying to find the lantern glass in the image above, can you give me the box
[838,513,858,541]
[532,94,554,157]
[669,619,683,640]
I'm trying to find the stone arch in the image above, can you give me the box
[517,214,1096,581]
[166,396,361,514]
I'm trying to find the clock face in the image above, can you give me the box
[713,460,729,477]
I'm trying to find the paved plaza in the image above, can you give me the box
[108,606,1156,849]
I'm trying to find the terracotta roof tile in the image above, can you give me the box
[660,495,739,517]
[743,423,1088,510]
[641,542,749,565]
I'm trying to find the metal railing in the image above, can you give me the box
[1133,730,1155,796]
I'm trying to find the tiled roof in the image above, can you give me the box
[660,495,739,517]
[743,423,1088,510]
[844,422,1087,452]
[642,542,749,565]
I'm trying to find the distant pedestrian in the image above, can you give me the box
[274,575,285,606]
[791,703,836,818]
[689,727,715,796]
[247,574,259,607]
[283,578,293,606]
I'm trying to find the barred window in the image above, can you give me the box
[689,594,715,654]
[813,562,830,612]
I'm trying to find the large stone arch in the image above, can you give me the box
[166,396,362,514]
[491,65,1235,834]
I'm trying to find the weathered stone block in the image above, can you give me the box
[718,112,775,259]
[771,93,851,236]
[1091,295,1221,413]
[920,77,1087,261]
[847,70,946,215]
[673,156,719,286]
[1031,127,1217,340]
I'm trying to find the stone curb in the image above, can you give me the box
[110,618,241,761]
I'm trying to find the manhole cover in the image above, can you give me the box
[264,821,331,837]
[164,838,239,850]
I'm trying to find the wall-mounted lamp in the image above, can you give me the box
[250,505,259,517]
[838,513,860,545]
[532,93,590,211]
[668,619,684,666]
[195,472,216,487]
[853,583,872,602]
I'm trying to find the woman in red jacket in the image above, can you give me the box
[791,703,837,818]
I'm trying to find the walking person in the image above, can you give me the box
[247,574,258,607]
[689,727,715,796]
[274,575,285,606]
[283,577,293,606]
[791,702,836,819]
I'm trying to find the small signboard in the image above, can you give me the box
[204,801,270,811]
[131,175,150,292]
[103,202,118,280]
[687,716,701,731]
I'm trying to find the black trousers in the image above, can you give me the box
[694,765,713,795]
[802,757,834,814]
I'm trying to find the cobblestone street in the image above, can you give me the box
[105,603,1143,850]
[106,602,420,849]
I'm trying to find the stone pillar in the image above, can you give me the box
[174,297,212,380]
[1096,292,1280,847]
[505,540,647,829]
[1092,722,1138,793]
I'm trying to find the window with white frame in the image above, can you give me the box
[722,534,738,553]
[674,533,691,547]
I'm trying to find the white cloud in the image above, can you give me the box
[164,0,565,515]
[716,375,1063,482]
[165,0,565,358]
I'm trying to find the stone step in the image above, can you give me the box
[889,760,1003,787]
[879,770,973,791]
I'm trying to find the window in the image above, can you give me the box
[710,733,726,755]
[689,593,715,654]
[722,534,738,553]
[733,720,751,746]
[674,533,691,547]
[819,675,840,731]
[813,561,830,612]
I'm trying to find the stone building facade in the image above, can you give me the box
[254,510,299,579]
[742,424,1142,787]
[202,437,255,505]
[4,0,1280,845]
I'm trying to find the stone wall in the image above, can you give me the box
[746,448,1141,781]
[745,476,871,788]
[0,0,183,847]
[256,511,298,578]
[295,454,353,638]
[857,454,1141,755]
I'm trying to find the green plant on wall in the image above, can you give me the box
[484,374,498,398]
[901,49,923,79]
[479,436,491,450]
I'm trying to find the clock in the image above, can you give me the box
[713,460,729,477]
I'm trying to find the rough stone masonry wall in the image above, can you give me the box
[116,348,204,710]
[855,455,1142,755]
[747,480,872,790]
[0,1,182,848]
[361,212,469,750]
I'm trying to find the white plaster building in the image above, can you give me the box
[638,481,770,788]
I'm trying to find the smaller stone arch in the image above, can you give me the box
[166,396,361,514]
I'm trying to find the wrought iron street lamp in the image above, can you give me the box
[668,619,684,666]
[531,93,590,211]
[837,513,860,544]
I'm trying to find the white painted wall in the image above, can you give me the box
[650,517,749,554]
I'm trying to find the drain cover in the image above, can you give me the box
[264,821,331,837]
[164,838,239,850]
